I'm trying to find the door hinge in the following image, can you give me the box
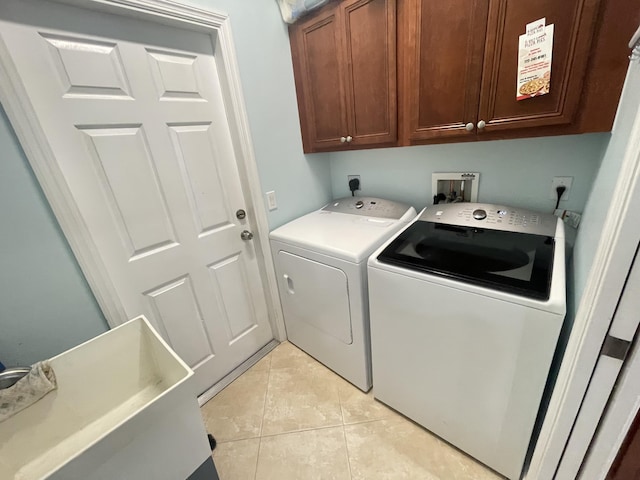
[601,335,632,361]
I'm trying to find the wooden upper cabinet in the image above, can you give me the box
[400,0,489,142]
[343,0,397,147]
[291,0,631,151]
[290,0,397,153]
[477,0,601,134]
[290,7,348,152]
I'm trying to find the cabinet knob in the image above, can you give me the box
[465,122,475,131]
[340,136,347,143]
[477,120,486,130]
[346,135,353,143]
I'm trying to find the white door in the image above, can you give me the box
[0,0,274,394]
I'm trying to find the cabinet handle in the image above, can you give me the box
[477,120,486,130]
[465,122,475,131]
[340,136,347,143]
[346,135,353,143]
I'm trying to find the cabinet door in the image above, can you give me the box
[290,5,349,152]
[343,0,397,147]
[401,0,489,142]
[477,0,601,134]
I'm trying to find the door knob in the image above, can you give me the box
[340,136,347,143]
[477,120,486,130]
[240,230,253,241]
[346,135,353,143]
[236,209,246,220]
[465,122,475,131]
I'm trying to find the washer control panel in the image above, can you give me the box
[322,197,412,220]
[419,203,556,237]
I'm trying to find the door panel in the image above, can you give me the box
[208,254,260,341]
[80,126,179,258]
[146,48,203,100]
[401,0,489,141]
[478,0,601,132]
[145,275,214,367]
[290,5,348,151]
[343,0,397,146]
[41,33,132,99]
[0,0,274,394]
[168,124,234,235]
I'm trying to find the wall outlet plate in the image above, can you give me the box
[550,176,573,200]
[348,175,361,191]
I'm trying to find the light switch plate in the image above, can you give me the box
[266,191,277,211]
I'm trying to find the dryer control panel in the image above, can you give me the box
[322,197,412,220]
[418,203,557,237]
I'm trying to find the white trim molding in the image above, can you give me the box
[0,0,287,339]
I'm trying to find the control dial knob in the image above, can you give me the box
[472,209,487,220]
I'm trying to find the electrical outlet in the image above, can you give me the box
[266,191,277,211]
[550,176,573,201]
[348,175,361,191]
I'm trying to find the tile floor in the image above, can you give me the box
[201,342,504,480]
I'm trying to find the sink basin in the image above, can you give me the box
[0,316,211,480]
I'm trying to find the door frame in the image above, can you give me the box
[526,59,640,479]
[0,0,287,340]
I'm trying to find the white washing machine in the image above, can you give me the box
[368,203,566,480]
[270,197,416,391]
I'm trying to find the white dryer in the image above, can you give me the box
[270,197,416,391]
[368,203,566,480]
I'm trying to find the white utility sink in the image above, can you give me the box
[0,316,211,480]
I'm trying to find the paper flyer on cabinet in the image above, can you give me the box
[517,18,554,101]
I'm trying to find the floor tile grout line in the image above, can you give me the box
[343,415,397,428]
[254,350,273,480]
[337,380,346,425]
[217,434,261,445]
[253,436,262,480]
[260,422,346,440]
[342,424,354,480]
[258,350,273,438]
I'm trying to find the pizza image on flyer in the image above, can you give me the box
[517,20,554,101]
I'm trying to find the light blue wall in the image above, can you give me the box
[0,106,109,367]
[572,62,640,307]
[329,134,609,214]
[0,0,332,365]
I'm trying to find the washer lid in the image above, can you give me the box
[377,214,557,300]
[270,198,415,263]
